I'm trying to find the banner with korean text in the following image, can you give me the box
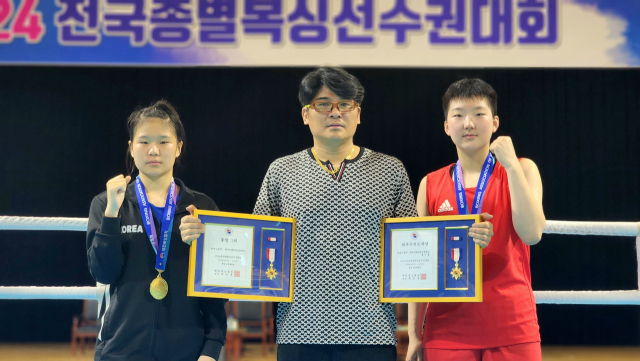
[0,0,638,67]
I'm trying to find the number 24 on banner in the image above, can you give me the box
[0,0,45,43]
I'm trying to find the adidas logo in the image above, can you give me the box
[438,200,454,213]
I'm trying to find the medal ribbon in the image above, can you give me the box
[454,153,495,215]
[135,176,177,272]
[267,249,275,263]
[451,248,460,263]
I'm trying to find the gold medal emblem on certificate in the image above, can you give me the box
[265,248,278,280]
[150,272,168,300]
[450,248,463,280]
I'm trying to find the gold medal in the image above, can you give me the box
[265,263,278,280]
[150,272,168,300]
[265,248,278,280]
[451,263,463,280]
[450,248,463,280]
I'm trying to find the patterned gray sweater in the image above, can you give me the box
[253,148,418,345]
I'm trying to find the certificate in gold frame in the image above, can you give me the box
[188,210,296,302]
[379,215,482,303]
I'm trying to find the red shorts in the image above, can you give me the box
[423,342,541,361]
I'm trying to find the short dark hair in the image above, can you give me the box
[442,79,497,120]
[126,100,186,174]
[298,67,365,107]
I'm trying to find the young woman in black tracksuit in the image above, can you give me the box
[86,101,226,361]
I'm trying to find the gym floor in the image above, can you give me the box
[1,343,640,361]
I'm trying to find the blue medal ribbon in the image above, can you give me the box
[453,153,495,215]
[134,176,177,272]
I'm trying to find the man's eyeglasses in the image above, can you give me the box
[305,100,359,114]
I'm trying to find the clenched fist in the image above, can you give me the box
[105,175,131,218]
[489,136,518,169]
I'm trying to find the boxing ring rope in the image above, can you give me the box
[0,286,105,300]
[1,217,639,304]
[0,216,88,231]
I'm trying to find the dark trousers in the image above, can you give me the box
[277,343,397,361]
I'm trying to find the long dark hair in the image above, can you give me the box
[125,100,186,175]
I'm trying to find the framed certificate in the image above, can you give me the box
[188,210,296,302]
[379,215,482,303]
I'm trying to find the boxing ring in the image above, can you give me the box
[1,216,639,305]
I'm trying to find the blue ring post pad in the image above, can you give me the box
[192,214,294,300]
[381,217,480,302]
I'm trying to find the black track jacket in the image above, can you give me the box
[87,178,226,361]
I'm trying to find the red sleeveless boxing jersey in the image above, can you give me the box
[422,161,540,349]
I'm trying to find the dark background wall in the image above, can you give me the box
[0,67,638,344]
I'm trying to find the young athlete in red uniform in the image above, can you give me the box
[406,79,546,361]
